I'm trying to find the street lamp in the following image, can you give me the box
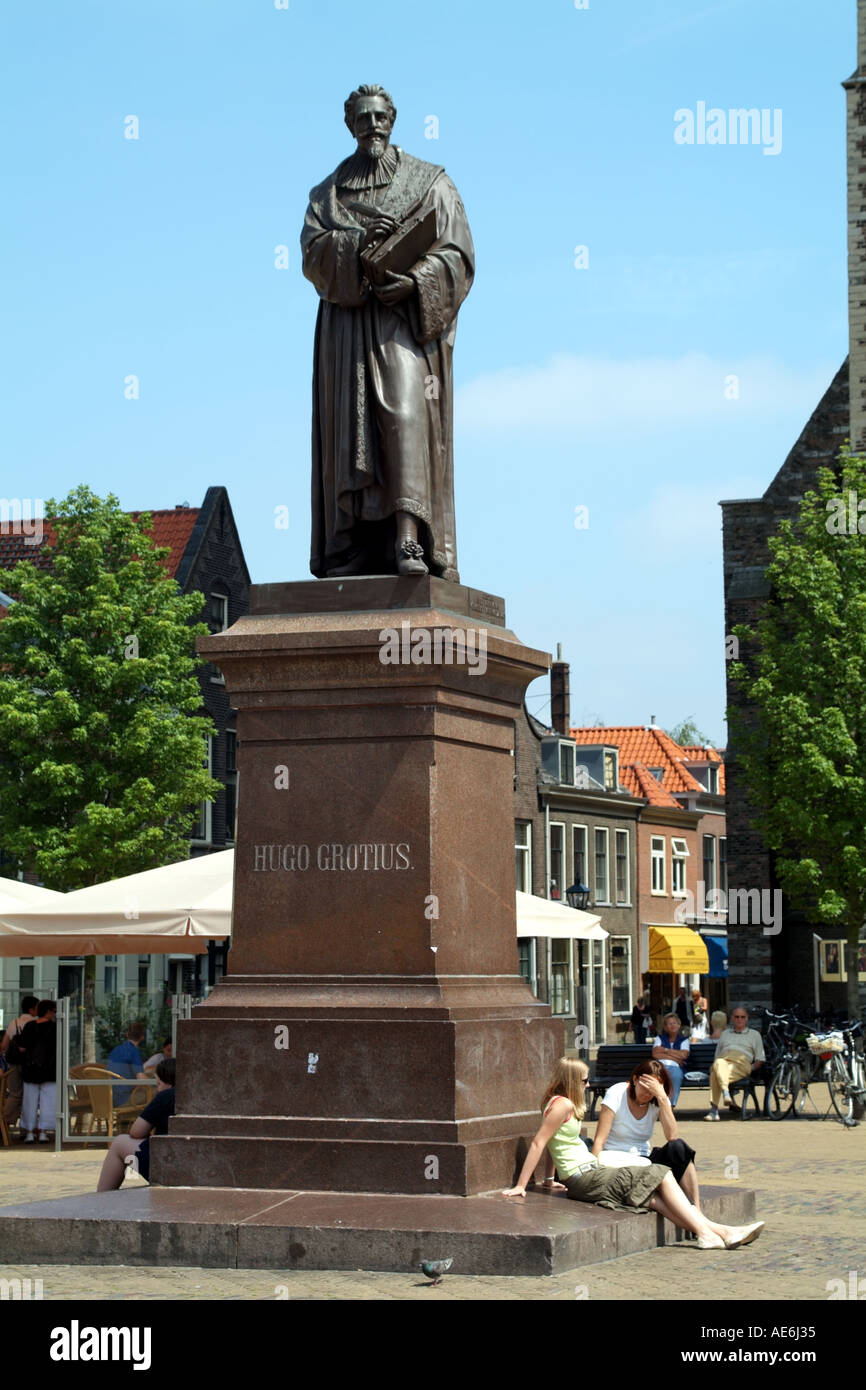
[566,883,590,911]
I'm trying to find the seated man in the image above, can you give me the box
[704,1005,765,1120]
[106,1022,146,1104]
[652,1012,690,1106]
[96,1058,175,1191]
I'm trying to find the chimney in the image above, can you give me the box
[844,1,866,450]
[550,645,570,736]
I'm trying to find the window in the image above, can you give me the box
[515,822,532,893]
[703,835,716,895]
[615,829,630,904]
[550,938,573,1015]
[138,955,151,992]
[651,836,666,893]
[209,592,229,633]
[572,825,587,889]
[649,767,665,783]
[104,955,118,995]
[610,937,632,1014]
[559,742,575,786]
[549,822,565,899]
[19,961,34,992]
[671,837,689,896]
[707,764,719,793]
[719,837,727,895]
[594,827,609,902]
[191,736,214,844]
[604,751,617,790]
[517,938,537,996]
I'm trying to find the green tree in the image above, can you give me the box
[0,485,219,889]
[668,716,711,747]
[729,448,866,1029]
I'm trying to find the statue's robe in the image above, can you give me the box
[301,148,474,579]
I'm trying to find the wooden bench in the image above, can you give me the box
[586,1041,719,1118]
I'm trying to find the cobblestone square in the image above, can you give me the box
[1,1100,861,1301]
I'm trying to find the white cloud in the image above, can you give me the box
[456,352,836,436]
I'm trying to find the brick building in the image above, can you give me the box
[721,4,866,1015]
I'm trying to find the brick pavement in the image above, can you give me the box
[0,1101,862,1300]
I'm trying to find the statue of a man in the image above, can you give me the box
[301,84,474,580]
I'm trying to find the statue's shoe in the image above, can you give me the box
[396,539,428,576]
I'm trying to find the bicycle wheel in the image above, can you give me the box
[768,1060,801,1119]
[826,1055,854,1121]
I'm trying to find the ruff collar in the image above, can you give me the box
[335,144,399,190]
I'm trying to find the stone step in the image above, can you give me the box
[0,1184,755,1277]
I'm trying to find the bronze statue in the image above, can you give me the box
[301,84,474,580]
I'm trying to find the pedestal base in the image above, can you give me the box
[0,1186,757,1276]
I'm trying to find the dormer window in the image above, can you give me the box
[707,765,719,793]
[559,742,575,786]
[648,767,665,783]
[604,751,617,790]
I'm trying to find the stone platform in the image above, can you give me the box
[0,1184,755,1276]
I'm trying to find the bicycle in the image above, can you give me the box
[818,1022,865,1123]
[763,1011,803,1120]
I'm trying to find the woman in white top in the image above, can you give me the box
[591,1059,704,1213]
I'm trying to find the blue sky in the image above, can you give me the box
[1,0,855,742]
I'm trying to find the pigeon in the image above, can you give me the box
[419,1257,453,1286]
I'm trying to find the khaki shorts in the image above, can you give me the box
[564,1161,671,1212]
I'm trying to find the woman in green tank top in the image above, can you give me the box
[502,1057,764,1250]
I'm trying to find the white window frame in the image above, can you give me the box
[719,836,727,895]
[609,935,633,1016]
[594,827,610,904]
[549,821,565,900]
[515,822,532,893]
[603,750,618,790]
[572,824,588,889]
[671,836,689,897]
[651,835,666,894]
[549,937,574,1016]
[614,828,630,905]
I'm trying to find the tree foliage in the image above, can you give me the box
[0,485,219,890]
[728,449,866,1017]
[668,716,711,747]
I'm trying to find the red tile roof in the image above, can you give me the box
[571,726,725,804]
[0,508,199,582]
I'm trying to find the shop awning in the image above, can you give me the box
[647,925,709,973]
[704,934,728,979]
[516,891,607,941]
[0,852,233,957]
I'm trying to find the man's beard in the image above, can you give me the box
[364,136,387,158]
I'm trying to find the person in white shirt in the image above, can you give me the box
[652,1012,690,1105]
[591,1060,705,1213]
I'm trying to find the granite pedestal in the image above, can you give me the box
[152,577,564,1195]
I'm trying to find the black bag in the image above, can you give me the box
[4,1023,26,1068]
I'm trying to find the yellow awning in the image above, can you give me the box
[648,926,709,973]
